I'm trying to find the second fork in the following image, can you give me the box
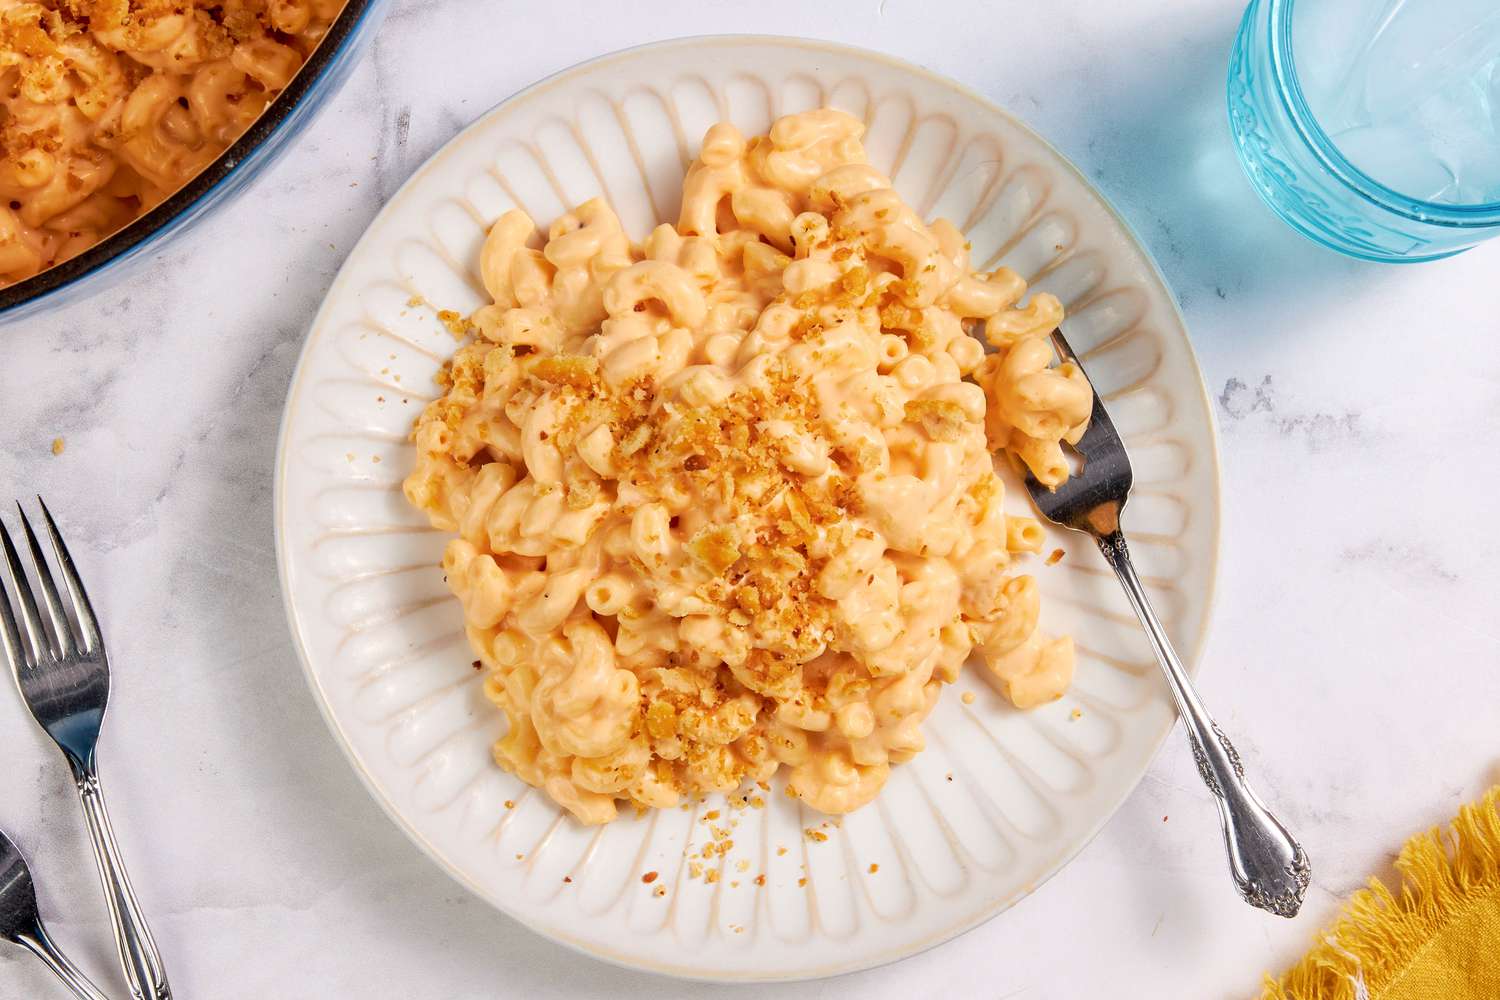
[0,500,171,1000]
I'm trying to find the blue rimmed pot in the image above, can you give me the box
[0,0,391,323]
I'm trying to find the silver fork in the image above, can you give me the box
[1023,330,1309,917]
[0,828,111,1000]
[0,500,171,999]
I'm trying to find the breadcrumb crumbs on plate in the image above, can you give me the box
[49,437,64,455]
[868,863,879,874]
[754,874,765,886]
[705,869,720,884]
[503,799,514,809]
[749,795,765,809]
[945,773,953,782]
[961,691,975,705]
[736,859,750,873]
[689,862,704,878]
[804,828,828,843]
[653,885,666,897]
[436,309,468,338]
[776,847,788,856]
[730,880,739,888]
[703,809,720,821]
[797,877,807,887]
[641,871,658,884]
[1070,708,1083,721]
[562,876,572,883]
[371,456,381,463]
[1046,548,1065,565]
[514,853,523,860]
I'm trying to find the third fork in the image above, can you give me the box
[1022,330,1309,918]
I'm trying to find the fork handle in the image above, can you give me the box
[14,920,112,1000]
[1095,529,1310,917]
[72,763,171,1000]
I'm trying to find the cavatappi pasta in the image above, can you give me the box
[404,109,1093,825]
[0,0,345,286]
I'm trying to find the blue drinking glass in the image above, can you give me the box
[1228,0,1500,262]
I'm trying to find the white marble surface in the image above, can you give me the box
[2,1,1498,996]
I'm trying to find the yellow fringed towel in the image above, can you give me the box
[1262,787,1500,1000]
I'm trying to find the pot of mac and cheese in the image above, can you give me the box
[0,0,389,321]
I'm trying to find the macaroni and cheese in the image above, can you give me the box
[404,109,1093,824]
[0,0,345,286]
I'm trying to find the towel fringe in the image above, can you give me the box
[1261,786,1500,1000]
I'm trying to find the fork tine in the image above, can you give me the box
[1049,327,1082,366]
[0,535,29,675]
[17,503,75,659]
[0,516,48,665]
[35,498,99,654]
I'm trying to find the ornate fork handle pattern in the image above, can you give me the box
[73,762,172,1000]
[1097,530,1310,918]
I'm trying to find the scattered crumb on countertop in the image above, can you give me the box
[961,691,975,705]
[50,437,64,455]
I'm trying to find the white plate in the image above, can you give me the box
[274,36,1221,982]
